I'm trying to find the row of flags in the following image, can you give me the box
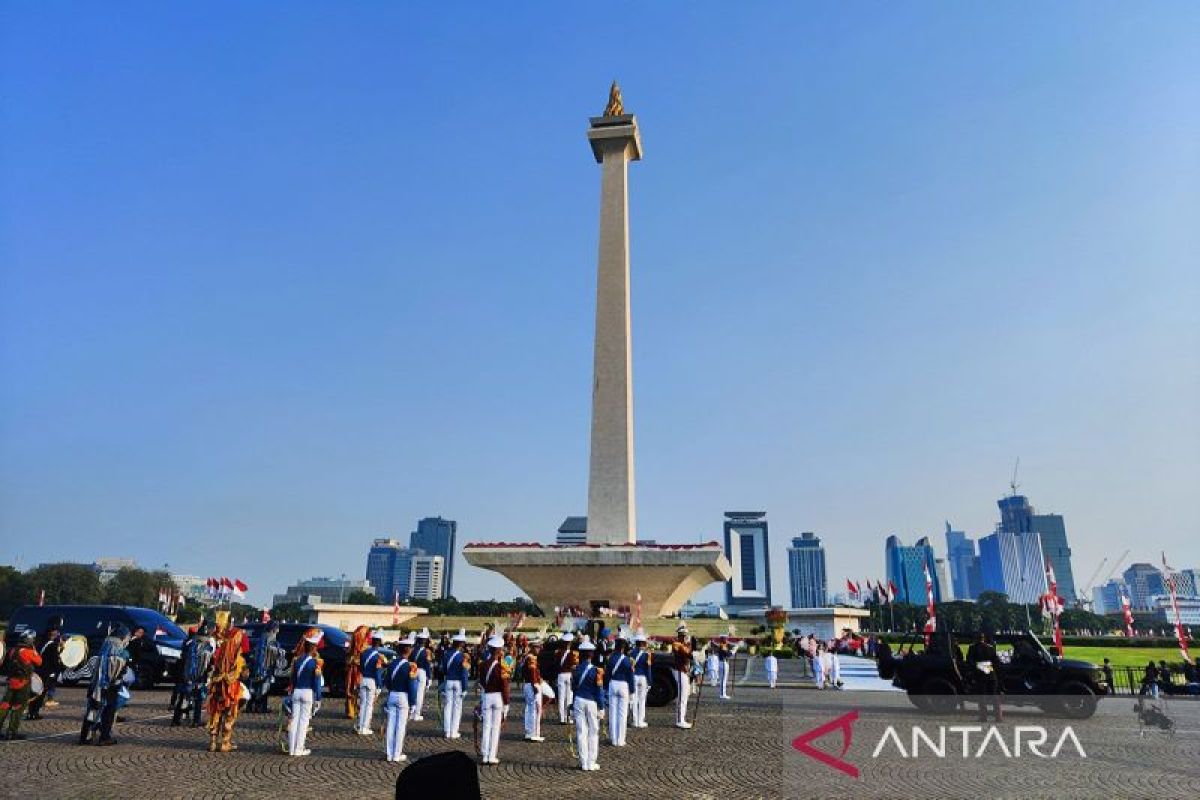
[845,578,900,603]
[156,587,186,616]
[203,577,248,601]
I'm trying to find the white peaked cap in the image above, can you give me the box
[304,631,323,644]
[418,627,431,639]
[398,634,415,646]
[370,630,385,640]
[561,632,575,642]
[676,623,689,634]
[487,635,505,649]
[452,628,468,642]
[578,636,595,651]
[634,630,648,643]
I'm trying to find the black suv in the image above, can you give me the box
[237,622,351,697]
[877,629,1109,719]
[5,605,186,688]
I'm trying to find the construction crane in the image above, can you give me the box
[1009,457,1021,496]
[1078,548,1131,608]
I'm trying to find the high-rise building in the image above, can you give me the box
[556,517,588,546]
[1092,579,1126,616]
[944,523,982,601]
[787,532,827,609]
[997,493,1077,601]
[884,535,942,604]
[934,558,952,602]
[410,517,457,599]
[724,512,772,608]
[1167,568,1197,598]
[1122,563,1166,611]
[408,556,445,602]
[366,539,419,602]
[978,529,1047,603]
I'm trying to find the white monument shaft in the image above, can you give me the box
[585,111,642,546]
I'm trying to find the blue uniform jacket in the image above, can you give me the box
[415,646,431,671]
[360,646,384,684]
[632,648,652,678]
[384,656,420,704]
[441,648,469,689]
[572,660,606,708]
[606,652,635,690]
[292,654,322,700]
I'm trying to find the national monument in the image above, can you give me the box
[463,84,732,618]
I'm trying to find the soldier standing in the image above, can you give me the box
[605,636,634,746]
[965,631,1003,722]
[630,632,652,728]
[521,637,546,742]
[409,628,433,721]
[440,629,470,739]
[571,636,606,771]
[672,624,693,729]
[556,632,579,724]
[478,635,509,765]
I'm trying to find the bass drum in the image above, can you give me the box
[31,672,45,696]
[61,635,89,669]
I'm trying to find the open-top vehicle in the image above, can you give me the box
[876,629,1109,719]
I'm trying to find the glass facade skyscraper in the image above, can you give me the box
[884,535,942,604]
[978,528,1047,603]
[365,539,418,602]
[410,516,457,599]
[1122,563,1166,611]
[787,532,827,609]
[996,494,1076,602]
[944,522,982,601]
[724,512,771,608]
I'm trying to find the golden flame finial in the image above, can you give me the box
[603,80,624,117]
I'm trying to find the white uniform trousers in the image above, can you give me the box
[718,660,729,698]
[607,681,630,745]
[814,658,826,688]
[631,675,649,727]
[572,697,600,770]
[556,672,573,723]
[522,682,542,739]
[480,691,504,762]
[442,681,464,737]
[357,677,377,733]
[409,668,428,720]
[674,670,690,725]
[766,659,779,688]
[706,654,719,686]
[287,688,314,755]
[384,692,409,761]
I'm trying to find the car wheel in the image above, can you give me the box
[1054,681,1097,720]
[920,677,959,715]
[647,666,677,708]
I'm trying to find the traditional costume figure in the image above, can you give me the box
[79,626,131,746]
[705,644,719,687]
[172,621,215,727]
[478,636,509,765]
[630,631,652,728]
[765,652,779,688]
[440,629,470,739]
[25,616,63,721]
[571,636,605,771]
[0,630,42,740]
[717,637,736,699]
[409,628,432,721]
[521,638,546,742]
[356,630,386,735]
[671,625,693,728]
[247,621,283,713]
[345,624,371,720]
[287,628,324,756]
[605,637,634,746]
[556,633,578,724]
[383,635,419,762]
[206,622,246,752]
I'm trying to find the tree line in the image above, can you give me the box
[0,563,177,619]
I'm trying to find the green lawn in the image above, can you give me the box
[1060,645,1182,668]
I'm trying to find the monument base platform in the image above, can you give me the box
[463,542,732,618]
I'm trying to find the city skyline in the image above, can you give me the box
[2,5,1197,608]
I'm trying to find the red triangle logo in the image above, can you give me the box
[791,710,859,779]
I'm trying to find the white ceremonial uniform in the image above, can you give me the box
[357,675,377,733]
[607,654,630,746]
[556,652,574,723]
[631,649,649,728]
[479,660,504,763]
[288,688,314,755]
[384,659,411,762]
[523,681,541,739]
[765,654,779,688]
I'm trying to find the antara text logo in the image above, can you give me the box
[792,711,1087,779]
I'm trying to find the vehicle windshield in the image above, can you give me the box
[126,608,186,641]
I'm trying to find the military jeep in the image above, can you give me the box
[876,629,1109,719]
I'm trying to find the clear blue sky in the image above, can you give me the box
[2,3,1197,607]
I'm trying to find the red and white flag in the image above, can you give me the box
[888,580,899,601]
[1120,591,1135,638]
[922,561,937,639]
[1163,552,1193,664]
[846,579,860,597]
[392,590,400,626]
[232,579,248,599]
[1040,560,1064,655]
[37,588,45,607]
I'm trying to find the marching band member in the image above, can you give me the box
[345,625,371,721]
[521,637,546,742]
[79,625,130,746]
[478,635,509,765]
[555,632,578,724]
[571,636,605,771]
[409,628,432,721]
[287,628,324,756]
[383,634,419,762]
[440,629,470,739]
[205,619,246,753]
[672,624,693,729]
[605,636,634,746]
[705,642,719,687]
[171,621,215,727]
[717,636,736,700]
[25,616,63,721]
[0,630,42,740]
[630,631,651,728]
[356,630,385,735]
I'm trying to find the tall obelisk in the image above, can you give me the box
[585,81,642,546]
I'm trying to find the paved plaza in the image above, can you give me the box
[2,685,1198,799]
